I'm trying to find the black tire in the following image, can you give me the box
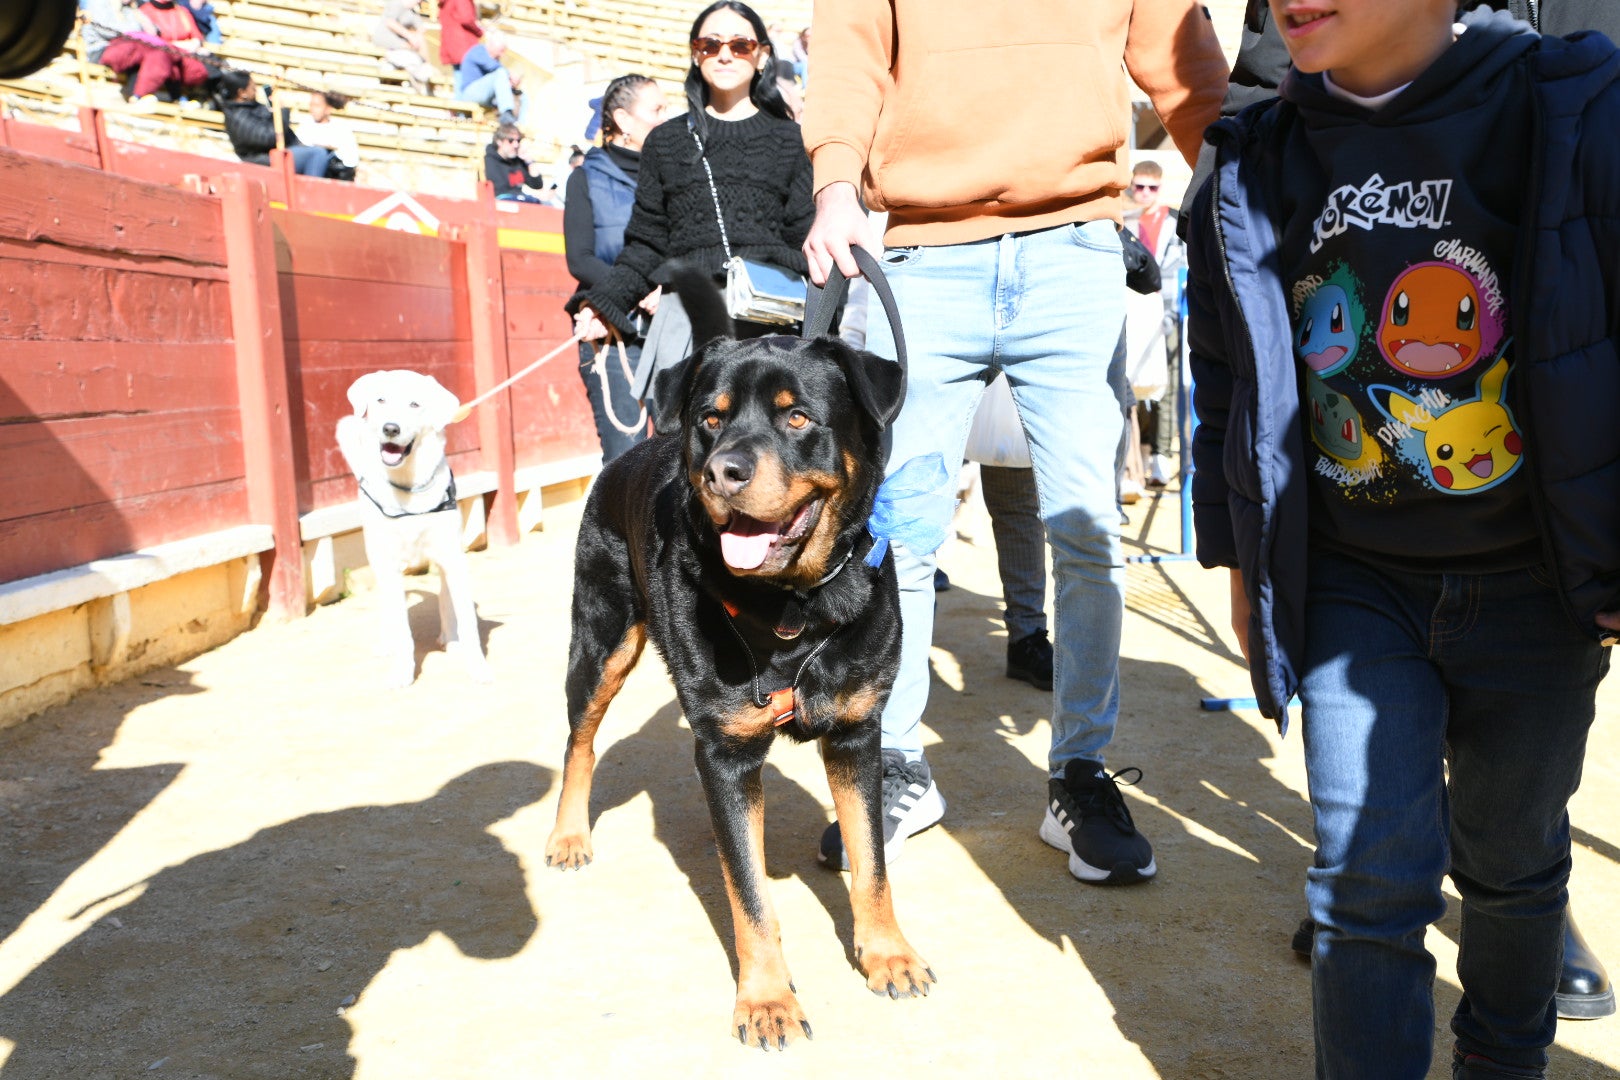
[0,0,79,80]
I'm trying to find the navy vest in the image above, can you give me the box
[580,147,636,265]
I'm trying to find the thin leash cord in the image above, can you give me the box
[592,338,648,436]
[452,332,586,422]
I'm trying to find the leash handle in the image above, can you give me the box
[802,244,908,377]
[451,331,586,422]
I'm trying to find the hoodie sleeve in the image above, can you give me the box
[800,0,894,194]
[1185,176,1238,571]
[1123,0,1231,167]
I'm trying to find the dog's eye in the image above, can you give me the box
[786,410,810,430]
[703,414,722,430]
[408,401,420,409]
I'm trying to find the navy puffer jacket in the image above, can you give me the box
[1186,15,1620,727]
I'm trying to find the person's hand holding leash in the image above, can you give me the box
[573,303,612,343]
[803,181,874,286]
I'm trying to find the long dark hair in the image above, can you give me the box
[683,0,792,148]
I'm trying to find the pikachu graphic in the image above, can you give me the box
[1372,346,1523,494]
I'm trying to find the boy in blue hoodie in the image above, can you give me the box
[1186,1,1620,1077]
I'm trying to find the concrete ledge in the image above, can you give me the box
[0,525,275,628]
[514,455,600,495]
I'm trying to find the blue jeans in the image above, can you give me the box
[576,339,647,463]
[1299,549,1608,1079]
[457,69,522,120]
[288,145,331,177]
[863,221,1127,771]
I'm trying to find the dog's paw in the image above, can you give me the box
[855,937,935,1000]
[732,988,812,1051]
[543,828,594,871]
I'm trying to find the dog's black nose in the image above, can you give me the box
[705,450,754,498]
[382,422,401,438]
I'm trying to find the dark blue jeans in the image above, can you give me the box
[288,145,332,178]
[576,339,647,464]
[1300,550,1608,1079]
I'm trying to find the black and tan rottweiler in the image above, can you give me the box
[544,276,933,1049]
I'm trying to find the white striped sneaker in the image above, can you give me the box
[1039,761,1156,885]
[818,749,946,872]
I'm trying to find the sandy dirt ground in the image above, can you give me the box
[2,474,1619,1080]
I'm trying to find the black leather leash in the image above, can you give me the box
[801,245,909,425]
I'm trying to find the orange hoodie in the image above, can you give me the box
[802,0,1230,246]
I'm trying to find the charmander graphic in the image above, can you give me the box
[1370,351,1523,494]
[1378,261,1502,379]
[1294,263,1365,377]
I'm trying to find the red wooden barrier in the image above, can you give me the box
[0,148,248,584]
[1,117,602,611]
[272,210,479,516]
[501,248,598,473]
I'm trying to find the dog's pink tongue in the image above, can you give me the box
[720,514,782,570]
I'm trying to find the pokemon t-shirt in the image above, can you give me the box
[1276,36,1540,572]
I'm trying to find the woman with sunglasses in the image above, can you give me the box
[573,0,814,411]
[563,73,669,461]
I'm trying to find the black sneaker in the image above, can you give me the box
[1291,916,1315,961]
[1006,629,1053,691]
[1039,760,1156,885]
[819,749,946,872]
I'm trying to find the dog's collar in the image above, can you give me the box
[358,467,458,519]
[774,527,874,599]
[389,456,450,495]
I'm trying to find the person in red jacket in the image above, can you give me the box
[437,0,481,67]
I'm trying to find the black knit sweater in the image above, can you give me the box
[585,110,814,335]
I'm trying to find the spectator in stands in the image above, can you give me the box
[81,0,153,65]
[567,146,585,169]
[137,0,204,52]
[437,0,482,68]
[374,0,436,95]
[184,0,222,45]
[294,90,360,182]
[564,73,669,462]
[456,28,527,125]
[572,0,813,414]
[483,121,543,201]
[217,71,333,177]
[87,0,211,106]
[788,25,809,84]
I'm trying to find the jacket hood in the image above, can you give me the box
[1280,7,1537,124]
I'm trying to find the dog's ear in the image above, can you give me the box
[650,339,726,435]
[418,375,461,429]
[650,352,698,435]
[831,341,906,430]
[346,371,390,417]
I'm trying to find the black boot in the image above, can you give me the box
[1558,911,1616,1020]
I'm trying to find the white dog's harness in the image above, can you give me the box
[359,460,458,519]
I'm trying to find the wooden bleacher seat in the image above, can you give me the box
[0,0,809,199]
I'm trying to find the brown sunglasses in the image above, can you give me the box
[691,35,760,59]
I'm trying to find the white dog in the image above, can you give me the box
[336,369,493,688]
